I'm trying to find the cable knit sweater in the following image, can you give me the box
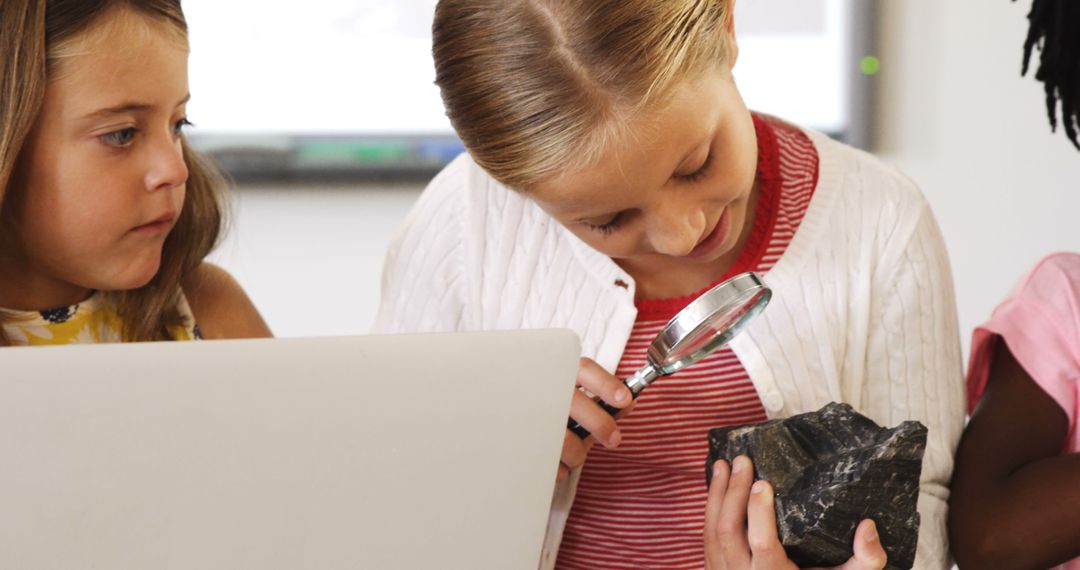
[374,127,965,570]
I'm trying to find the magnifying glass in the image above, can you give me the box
[568,271,772,439]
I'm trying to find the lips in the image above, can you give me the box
[686,208,731,259]
[132,211,177,233]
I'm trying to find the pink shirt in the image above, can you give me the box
[967,252,1080,570]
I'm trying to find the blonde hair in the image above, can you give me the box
[0,0,227,344]
[432,0,733,190]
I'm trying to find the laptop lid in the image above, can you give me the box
[0,329,579,569]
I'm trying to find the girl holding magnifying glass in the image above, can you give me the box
[375,1,964,568]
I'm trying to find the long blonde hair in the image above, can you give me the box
[432,0,733,190]
[0,0,227,344]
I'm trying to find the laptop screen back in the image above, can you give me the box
[0,330,579,569]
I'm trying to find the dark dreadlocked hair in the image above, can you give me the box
[1017,0,1080,149]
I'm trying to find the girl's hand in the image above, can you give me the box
[557,357,634,481]
[705,456,888,570]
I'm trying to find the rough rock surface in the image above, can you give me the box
[706,402,926,570]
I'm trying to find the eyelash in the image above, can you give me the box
[587,212,624,236]
[99,118,193,147]
[585,151,713,236]
[174,117,193,135]
[100,128,137,147]
[677,152,714,184]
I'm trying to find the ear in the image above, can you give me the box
[724,0,739,70]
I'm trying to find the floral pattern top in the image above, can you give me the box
[1,291,200,345]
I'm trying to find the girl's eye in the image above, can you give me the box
[586,213,625,236]
[676,152,713,184]
[100,128,137,147]
[173,118,193,135]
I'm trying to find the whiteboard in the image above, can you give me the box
[182,0,876,179]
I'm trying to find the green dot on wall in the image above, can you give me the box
[860,56,881,76]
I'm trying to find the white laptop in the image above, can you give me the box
[0,329,580,570]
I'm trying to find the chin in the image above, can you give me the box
[109,256,165,291]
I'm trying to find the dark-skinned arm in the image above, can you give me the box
[949,337,1080,569]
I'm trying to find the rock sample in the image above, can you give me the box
[706,402,926,570]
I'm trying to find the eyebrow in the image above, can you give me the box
[81,93,191,121]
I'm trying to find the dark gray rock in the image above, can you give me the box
[706,402,926,570]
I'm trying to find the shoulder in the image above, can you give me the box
[993,252,1080,332]
[809,131,942,265]
[970,253,1080,407]
[387,152,562,274]
[1025,252,1080,290]
[800,128,926,210]
[409,153,520,215]
[391,154,498,255]
[404,152,540,229]
[994,252,1080,314]
[381,155,480,288]
[378,153,504,331]
[182,262,272,339]
[771,127,940,275]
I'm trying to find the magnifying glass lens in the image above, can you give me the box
[658,287,769,371]
[568,272,771,440]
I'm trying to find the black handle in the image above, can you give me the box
[567,396,631,440]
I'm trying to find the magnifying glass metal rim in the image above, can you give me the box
[649,271,771,375]
[570,271,772,439]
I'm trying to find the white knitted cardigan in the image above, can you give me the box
[374,129,965,570]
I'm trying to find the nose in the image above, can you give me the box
[647,202,706,257]
[144,134,189,192]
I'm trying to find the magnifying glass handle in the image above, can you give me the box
[566,398,630,439]
[566,365,659,440]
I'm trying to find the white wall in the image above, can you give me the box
[208,184,422,337]
[876,0,1080,357]
[212,0,1080,350]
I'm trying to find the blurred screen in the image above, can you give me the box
[182,0,870,177]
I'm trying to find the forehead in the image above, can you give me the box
[47,8,189,111]
[530,71,730,213]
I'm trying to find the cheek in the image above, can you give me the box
[707,116,758,201]
[711,158,755,203]
[18,168,130,256]
[704,165,756,237]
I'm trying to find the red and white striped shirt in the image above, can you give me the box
[556,114,820,570]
